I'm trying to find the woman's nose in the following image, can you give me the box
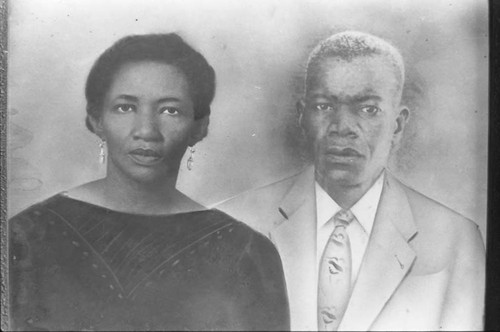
[132,110,163,142]
[327,108,358,138]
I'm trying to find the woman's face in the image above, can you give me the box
[92,61,207,185]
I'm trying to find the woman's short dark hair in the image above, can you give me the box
[85,33,216,132]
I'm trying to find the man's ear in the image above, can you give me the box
[188,116,209,146]
[393,106,410,144]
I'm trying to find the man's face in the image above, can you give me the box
[299,55,407,189]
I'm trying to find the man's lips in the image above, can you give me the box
[128,148,163,165]
[323,147,363,165]
[325,146,362,157]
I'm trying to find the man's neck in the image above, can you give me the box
[315,170,385,209]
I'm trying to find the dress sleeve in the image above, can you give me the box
[232,230,290,331]
[9,213,50,331]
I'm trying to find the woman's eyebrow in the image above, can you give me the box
[157,97,181,103]
[115,94,139,102]
[114,95,182,103]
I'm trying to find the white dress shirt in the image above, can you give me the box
[316,172,385,284]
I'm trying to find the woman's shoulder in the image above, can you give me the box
[9,193,97,241]
[197,210,285,288]
[192,209,265,234]
[8,194,87,262]
[191,209,276,252]
[10,194,71,223]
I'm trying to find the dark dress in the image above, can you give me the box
[9,194,290,331]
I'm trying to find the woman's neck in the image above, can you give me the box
[67,172,205,215]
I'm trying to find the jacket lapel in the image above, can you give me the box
[269,166,318,331]
[339,173,418,331]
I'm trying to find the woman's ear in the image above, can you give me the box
[88,115,105,139]
[189,116,209,146]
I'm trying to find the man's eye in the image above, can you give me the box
[160,107,179,115]
[359,106,381,115]
[115,104,135,113]
[314,104,334,111]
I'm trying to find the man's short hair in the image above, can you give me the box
[305,31,405,100]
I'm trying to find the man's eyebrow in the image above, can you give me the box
[350,95,382,103]
[307,94,381,103]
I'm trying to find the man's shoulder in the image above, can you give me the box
[389,174,483,250]
[389,175,485,287]
[394,176,477,227]
[215,167,311,234]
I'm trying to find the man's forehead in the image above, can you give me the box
[306,55,402,99]
[310,55,395,77]
[306,89,383,102]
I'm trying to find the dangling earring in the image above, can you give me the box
[187,146,195,171]
[99,140,106,164]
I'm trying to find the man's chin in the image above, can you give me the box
[316,167,363,188]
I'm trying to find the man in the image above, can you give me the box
[217,31,485,331]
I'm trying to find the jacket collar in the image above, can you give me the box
[339,172,418,331]
[271,166,318,330]
[276,167,417,241]
[273,167,418,331]
[276,165,316,222]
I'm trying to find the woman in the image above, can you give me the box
[9,33,289,331]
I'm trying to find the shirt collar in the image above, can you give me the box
[315,171,385,235]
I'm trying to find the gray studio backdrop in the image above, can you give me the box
[7,0,488,242]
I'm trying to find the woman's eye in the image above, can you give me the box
[115,104,135,113]
[314,104,334,111]
[160,107,179,115]
[359,106,381,115]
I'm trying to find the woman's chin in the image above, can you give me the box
[108,167,174,187]
[107,156,180,187]
[131,169,173,185]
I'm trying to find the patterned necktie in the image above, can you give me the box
[318,209,355,331]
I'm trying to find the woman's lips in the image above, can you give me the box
[128,148,163,165]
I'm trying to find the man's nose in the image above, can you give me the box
[132,109,163,142]
[327,107,358,138]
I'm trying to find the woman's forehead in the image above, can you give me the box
[108,62,190,95]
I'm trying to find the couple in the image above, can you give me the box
[9,31,484,331]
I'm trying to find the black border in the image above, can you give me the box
[0,0,8,330]
[486,0,500,330]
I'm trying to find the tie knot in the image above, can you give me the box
[334,209,354,226]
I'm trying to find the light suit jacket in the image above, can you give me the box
[216,166,485,331]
